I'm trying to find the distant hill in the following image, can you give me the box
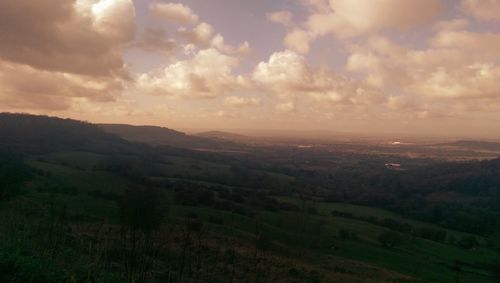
[195,131,249,142]
[0,113,241,155]
[99,124,236,149]
[441,140,500,151]
[0,113,129,154]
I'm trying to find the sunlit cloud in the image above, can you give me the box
[137,48,246,98]
[279,0,441,53]
[267,11,293,26]
[150,2,199,24]
[253,50,386,106]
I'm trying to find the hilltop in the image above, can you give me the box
[100,124,239,149]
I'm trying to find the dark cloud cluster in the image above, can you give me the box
[0,0,135,110]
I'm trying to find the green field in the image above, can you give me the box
[1,150,495,282]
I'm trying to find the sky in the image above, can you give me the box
[1,0,500,138]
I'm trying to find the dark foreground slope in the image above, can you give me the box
[1,113,499,282]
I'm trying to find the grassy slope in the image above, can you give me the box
[15,151,500,282]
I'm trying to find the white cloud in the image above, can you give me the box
[347,34,500,102]
[254,50,387,105]
[137,48,246,98]
[176,24,252,56]
[150,2,199,24]
[177,22,214,48]
[236,41,252,55]
[253,50,310,90]
[211,34,253,56]
[267,11,293,26]
[430,30,500,59]
[414,63,500,99]
[284,0,441,53]
[324,0,440,36]
[284,29,312,54]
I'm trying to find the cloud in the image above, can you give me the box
[79,0,136,42]
[137,48,246,98]
[0,0,135,110]
[150,2,199,24]
[0,60,124,110]
[253,50,310,92]
[433,19,470,31]
[275,102,296,113]
[176,23,252,56]
[0,0,135,77]
[387,96,419,111]
[253,50,386,105]
[147,2,251,57]
[462,0,500,22]
[325,0,440,36]
[212,34,252,56]
[236,41,252,56]
[147,3,251,57]
[134,28,177,53]
[284,0,440,53]
[177,22,214,48]
[267,11,293,26]
[284,29,312,54]
[430,30,500,59]
[300,0,330,11]
[347,34,500,102]
[413,63,500,99]
[224,96,261,107]
[215,110,237,118]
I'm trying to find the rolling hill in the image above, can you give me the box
[195,130,250,142]
[0,113,129,154]
[1,113,500,282]
[100,124,238,149]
